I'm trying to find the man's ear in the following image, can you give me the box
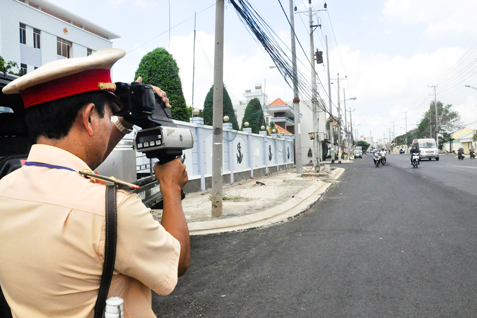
[80,103,96,136]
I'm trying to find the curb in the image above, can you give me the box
[188,168,345,236]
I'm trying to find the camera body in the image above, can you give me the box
[114,82,193,162]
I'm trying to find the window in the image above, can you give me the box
[87,48,93,56]
[20,63,27,75]
[33,29,41,49]
[57,38,72,58]
[19,23,26,44]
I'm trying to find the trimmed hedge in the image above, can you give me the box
[202,85,239,130]
[134,48,189,122]
[241,98,266,134]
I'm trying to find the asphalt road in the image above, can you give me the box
[153,153,477,318]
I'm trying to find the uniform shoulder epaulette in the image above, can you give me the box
[79,169,141,191]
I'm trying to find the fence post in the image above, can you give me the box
[191,117,206,191]
[243,127,253,178]
[259,131,268,174]
[224,122,234,183]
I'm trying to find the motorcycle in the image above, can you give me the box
[470,151,475,159]
[373,153,381,167]
[399,149,405,154]
[458,152,465,160]
[381,155,386,165]
[411,153,420,168]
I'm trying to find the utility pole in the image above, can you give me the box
[429,85,438,140]
[337,77,341,162]
[191,12,197,117]
[392,122,396,144]
[290,0,302,173]
[403,111,408,146]
[325,35,334,163]
[307,2,323,171]
[211,0,224,217]
[335,73,347,163]
[295,1,326,171]
[343,89,348,153]
[348,108,354,145]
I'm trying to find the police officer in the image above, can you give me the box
[0,49,189,317]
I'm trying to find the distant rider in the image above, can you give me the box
[410,144,420,164]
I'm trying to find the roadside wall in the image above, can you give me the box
[99,117,295,194]
[179,118,295,193]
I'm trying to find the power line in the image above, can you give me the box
[126,2,216,55]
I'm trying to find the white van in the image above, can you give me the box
[412,138,439,161]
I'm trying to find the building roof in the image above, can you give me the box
[451,127,476,139]
[459,132,476,142]
[267,125,293,135]
[267,98,289,107]
[17,0,120,40]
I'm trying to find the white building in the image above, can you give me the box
[235,83,328,165]
[236,84,269,126]
[293,98,327,164]
[0,0,119,74]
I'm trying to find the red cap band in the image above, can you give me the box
[20,69,115,108]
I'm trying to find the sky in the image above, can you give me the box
[46,0,477,142]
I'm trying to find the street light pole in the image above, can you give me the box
[343,89,348,153]
[429,84,438,140]
[349,108,355,145]
[341,92,356,156]
[335,73,347,163]
[325,35,334,163]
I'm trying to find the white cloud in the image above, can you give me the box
[383,0,477,37]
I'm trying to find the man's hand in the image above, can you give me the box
[154,157,190,276]
[153,158,188,194]
[135,76,171,108]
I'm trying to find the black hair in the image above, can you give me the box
[25,91,115,141]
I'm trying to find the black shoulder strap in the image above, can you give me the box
[94,183,118,318]
[0,285,13,318]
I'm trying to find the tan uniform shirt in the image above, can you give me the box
[0,144,180,318]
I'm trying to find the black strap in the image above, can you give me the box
[0,285,13,318]
[94,183,118,318]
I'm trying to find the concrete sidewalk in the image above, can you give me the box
[152,166,345,236]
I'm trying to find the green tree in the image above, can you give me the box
[268,121,276,135]
[134,48,188,121]
[326,120,339,144]
[416,101,462,138]
[356,140,370,152]
[395,101,463,146]
[241,98,266,133]
[0,55,24,76]
[202,85,239,129]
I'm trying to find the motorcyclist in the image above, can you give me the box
[410,143,420,164]
[380,148,387,163]
[470,146,475,158]
[458,147,464,159]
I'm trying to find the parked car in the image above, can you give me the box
[354,149,363,159]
